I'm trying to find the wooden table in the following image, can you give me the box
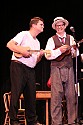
[20,91,51,125]
[36,91,51,125]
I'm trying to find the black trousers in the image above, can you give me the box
[9,61,37,125]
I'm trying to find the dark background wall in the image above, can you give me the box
[0,1,83,124]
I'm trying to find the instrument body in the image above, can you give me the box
[55,39,83,61]
[14,47,51,58]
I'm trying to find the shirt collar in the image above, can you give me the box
[56,32,66,38]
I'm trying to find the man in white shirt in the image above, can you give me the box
[7,17,45,125]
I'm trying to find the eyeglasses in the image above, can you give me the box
[56,24,65,27]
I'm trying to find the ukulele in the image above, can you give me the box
[14,46,51,58]
[55,39,83,61]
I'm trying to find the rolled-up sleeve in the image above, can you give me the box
[45,37,62,60]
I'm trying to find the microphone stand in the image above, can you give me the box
[75,40,79,124]
[72,31,80,124]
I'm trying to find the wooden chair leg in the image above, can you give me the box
[4,112,10,125]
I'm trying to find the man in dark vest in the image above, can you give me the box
[45,17,79,125]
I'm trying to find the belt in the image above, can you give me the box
[11,60,22,64]
[11,60,34,69]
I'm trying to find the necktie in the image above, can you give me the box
[59,37,65,44]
